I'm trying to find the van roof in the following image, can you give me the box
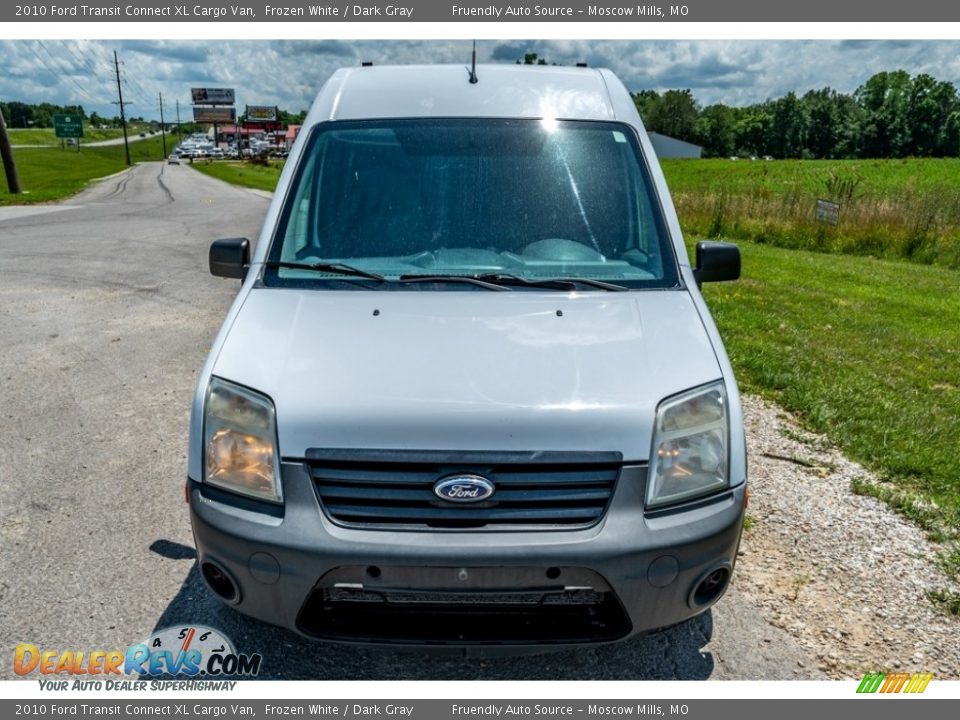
[307,64,622,123]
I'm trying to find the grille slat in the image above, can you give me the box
[318,485,611,504]
[323,503,605,522]
[308,452,620,530]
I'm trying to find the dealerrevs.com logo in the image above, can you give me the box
[14,625,262,689]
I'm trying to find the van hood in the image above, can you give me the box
[211,289,722,462]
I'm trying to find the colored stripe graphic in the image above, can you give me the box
[857,672,885,693]
[905,673,933,693]
[857,672,931,694]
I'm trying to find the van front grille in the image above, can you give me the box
[305,448,622,530]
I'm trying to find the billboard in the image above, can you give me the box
[246,105,278,122]
[193,106,237,123]
[191,87,235,105]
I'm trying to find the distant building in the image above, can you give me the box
[647,132,702,159]
[284,124,302,149]
[217,125,259,145]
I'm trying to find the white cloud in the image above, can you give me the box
[1,39,958,120]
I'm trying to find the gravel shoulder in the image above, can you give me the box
[737,395,960,678]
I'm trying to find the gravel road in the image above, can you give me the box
[1,162,956,681]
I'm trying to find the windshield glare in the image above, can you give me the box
[265,119,680,289]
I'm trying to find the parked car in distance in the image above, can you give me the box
[189,64,746,649]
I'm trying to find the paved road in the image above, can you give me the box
[0,163,819,680]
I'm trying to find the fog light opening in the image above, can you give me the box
[201,561,241,604]
[546,567,561,580]
[689,565,731,609]
[366,566,382,579]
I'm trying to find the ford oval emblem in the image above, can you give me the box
[433,474,495,503]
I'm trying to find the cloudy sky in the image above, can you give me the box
[2,39,959,121]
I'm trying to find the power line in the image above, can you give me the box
[119,70,144,104]
[122,67,153,109]
[37,41,98,103]
[24,41,96,110]
[34,41,100,105]
[61,40,116,99]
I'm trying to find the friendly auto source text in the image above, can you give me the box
[450,707,673,717]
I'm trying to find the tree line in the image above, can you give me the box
[636,70,960,159]
[0,100,162,130]
[1,101,89,129]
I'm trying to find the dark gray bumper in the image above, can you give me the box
[189,461,745,647]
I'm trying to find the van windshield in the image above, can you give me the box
[264,119,680,290]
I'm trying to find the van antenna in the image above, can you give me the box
[467,41,478,84]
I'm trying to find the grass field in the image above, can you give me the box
[189,159,285,192]
[661,158,960,268]
[0,136,168,204]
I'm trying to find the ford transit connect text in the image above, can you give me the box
[188,64,745,648]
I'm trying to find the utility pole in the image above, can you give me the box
[0,104,21,194]
[112,50,132,166]
[175,99,182,143]
[158,92,167,157]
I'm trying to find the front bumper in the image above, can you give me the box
[189,461,745,647]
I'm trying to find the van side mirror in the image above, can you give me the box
[210,238,250,279]
[693,241,741,285]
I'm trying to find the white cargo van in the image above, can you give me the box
[188,64,745,648]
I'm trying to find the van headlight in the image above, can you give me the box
[647,382,728,508]
[203,377,282,504]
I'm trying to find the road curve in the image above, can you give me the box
[0,163,819,680]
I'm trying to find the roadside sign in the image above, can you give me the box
[246,105,278,122]
[53,114,84,138]
[193,107,237,123]
[191,88,235,105]
[815,199,840,225]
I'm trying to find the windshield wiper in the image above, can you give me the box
[551,277,629,291]
[398,274,508,291]
[399,273,629,292]
[477,273,629,291]
[473,273,578,291]
[264,261,385,283]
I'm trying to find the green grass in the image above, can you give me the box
[8,126,155,146]
[699,240,960,569]
[189,160,284,192]
[662,158,960,268]
[0,136,168,204]
[662,157,960,195]
[927,589,960,617]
